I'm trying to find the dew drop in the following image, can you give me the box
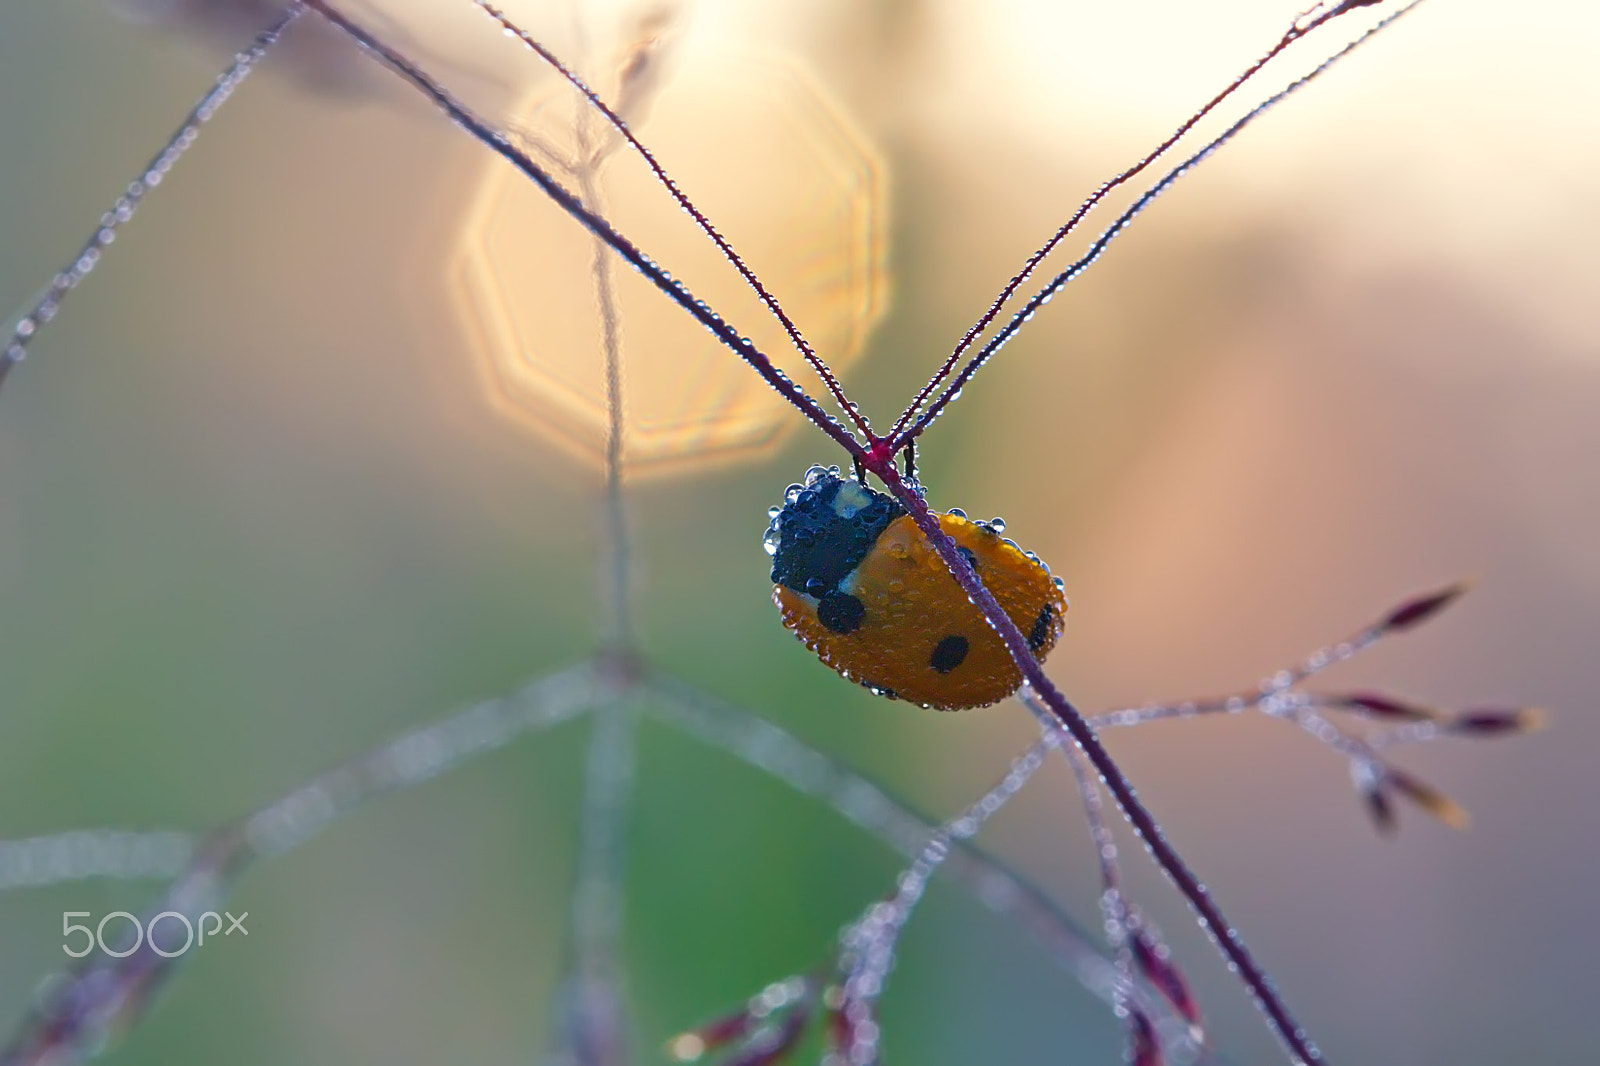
[989,517,1006,533]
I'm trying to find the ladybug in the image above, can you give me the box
[764,466,1068,710]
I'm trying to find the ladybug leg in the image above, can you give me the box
[901,440,916,482]
[853,455,868,484]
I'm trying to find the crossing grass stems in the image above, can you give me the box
[0,3,1543,1065]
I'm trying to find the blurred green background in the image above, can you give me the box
[0,1,1596,1064]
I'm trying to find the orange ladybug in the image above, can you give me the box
[765,466,1067,710]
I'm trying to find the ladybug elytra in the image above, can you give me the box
[765,467,1067,710]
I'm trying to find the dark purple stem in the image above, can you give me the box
[887,0,1365,441]
[298,0,866,460]
[304,2,1327,1058]
[888,0,1426,453]
[874,462,1323,1065]
[469,1,874,439]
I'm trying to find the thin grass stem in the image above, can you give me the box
[0,5,302,396]
[471,1,873,440]
[1,664,600,1066]
[887,0,1387,440]
[889,0,1428,451]
[834,727,1062,1065]
[639,673,1201,1042]
[0,831,194,893]
[872,460,1324,1064]
[297,0,866,459]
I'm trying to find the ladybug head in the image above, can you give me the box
[766,470,904,598]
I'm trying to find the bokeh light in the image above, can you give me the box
[451,17,888,474]
[0,2,1595,1065]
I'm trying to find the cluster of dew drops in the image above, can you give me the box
[947,507,1068,595]
[762,464,1067,599]
[762,464,846,557]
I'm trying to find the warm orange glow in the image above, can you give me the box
[450,30,888,475]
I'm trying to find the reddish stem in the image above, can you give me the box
[305,3,1329,1058]
[297,0,867,461]
[887,0,1361,441]
[888,0,1426,453]
[470,1,874,439]
[872,459,1324,1066]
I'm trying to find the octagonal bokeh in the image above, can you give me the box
[450,33,889,476]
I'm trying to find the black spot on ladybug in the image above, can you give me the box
[770,474,904,599]
[818,591,866,634]
[929,634,969,673]
[957,546,979,571]
[1028,602,1055,652]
